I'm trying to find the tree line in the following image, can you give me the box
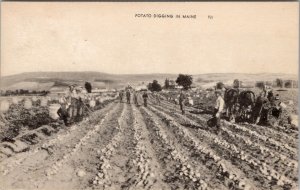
[1,89,50,96]
[147,74,193,92]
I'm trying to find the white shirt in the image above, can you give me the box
[215,96,225,112]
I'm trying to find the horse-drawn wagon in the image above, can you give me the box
[224,88,283,125]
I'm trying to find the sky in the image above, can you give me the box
[1,2,298,76]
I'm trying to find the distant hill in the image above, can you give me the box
[0,72,177,91]
[0,72,297,91]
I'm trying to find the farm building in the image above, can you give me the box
[168,80,183,89]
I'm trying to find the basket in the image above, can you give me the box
[24,99,33,109]
[0,100,10,113]
[12,97,20,104]
[89,100,96,108]
[32,96,38,102]
[40,98,48,106]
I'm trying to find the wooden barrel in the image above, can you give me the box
[40,98,48,107]
[24,99,32,109]
[279,102,287,109]
[49,104,61,120]
[12,97,20,104]
[288,114,298,127]
[32,96,38,102]
[0,100,10,113]
[89,100,96,108]
[188,98,194,106]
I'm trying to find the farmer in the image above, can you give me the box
[75,87,86,122]
[271,94,283,118]
[179,90,186,114]
[119,90,124,103]
[155,92,161,105]
[66,85,82,124]
[214,89,225,133]
[126,90,131,104]
[133,91,139,106]
[142,91,148,107]
[57,96,69,125]
[57,85,76,125]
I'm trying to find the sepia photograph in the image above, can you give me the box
[0,2,299,190]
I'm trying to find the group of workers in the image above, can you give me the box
[57,84,154,126]
[57,84,90,126]
[119,89,149,107]
[57,83,281,136]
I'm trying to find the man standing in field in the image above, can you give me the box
[142,91,148,107]
[126,90,131,104]
[133,91,139,106]
[179,90,186,114]
[57,96,69,126]
[155,92,161,105]
[58,84,79,125]
[119,90,124,103]
[214,89,225,133]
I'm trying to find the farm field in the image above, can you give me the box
[0,92,298,190]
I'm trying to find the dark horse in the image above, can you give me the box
[224,89,256,123]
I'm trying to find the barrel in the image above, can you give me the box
[279,102,287,109]
[49,104,61,120]
[188,98,194,106]
[32,96,38,102]
[12,97,20,104]
[288,114,298,129]
[0,100,10,113]
[89,100,96,108]
[24,99,32,109]
[40,98,48,107]
[288,100,294,105]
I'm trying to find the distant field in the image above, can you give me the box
[1,72,297,93]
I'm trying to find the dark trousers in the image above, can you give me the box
[156,98,161,105]
[179,102,185,114]
[134,97,138,105]
[67,99,83,124]
[144,98,147,107]
[127,96,130,104]
[57,107,69,125]
[213,108,221,129]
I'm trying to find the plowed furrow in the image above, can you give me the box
[155,98,297,146]
[147,104,297,189]
[152,102,298,171]
[40,102,124,190]
[125,104,170,190]
[0,102,123,190]
[90,103,129,189]
[150,100,297,160]
[140,106,229,190]
[0,102,116,177]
